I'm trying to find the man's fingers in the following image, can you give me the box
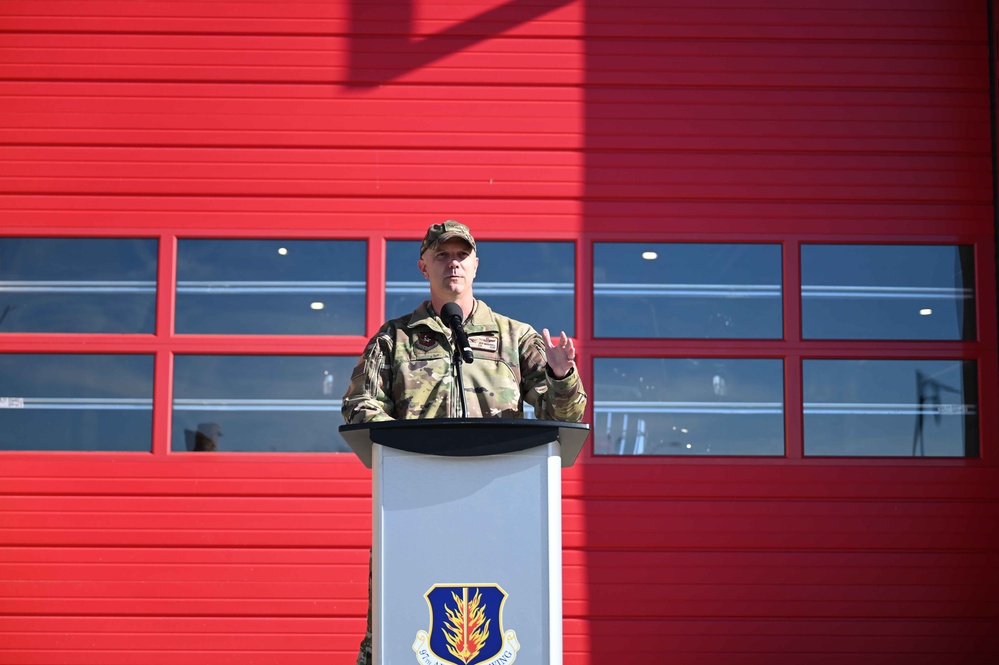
[544,329,577,361]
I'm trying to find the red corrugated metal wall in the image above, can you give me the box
[575,2,999,664]
[1,1,998,664]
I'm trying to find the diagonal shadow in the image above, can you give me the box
[347,0,574,87]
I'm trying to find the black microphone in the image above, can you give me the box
[440,302,474,363]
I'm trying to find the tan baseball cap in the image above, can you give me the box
[420,220,476,256]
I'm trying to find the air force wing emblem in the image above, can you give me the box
[415,331,439,352]
[413,584,520,665]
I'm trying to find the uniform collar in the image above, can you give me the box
[405,301,447,334]
[464,299,500,334]
[406,300,500,335]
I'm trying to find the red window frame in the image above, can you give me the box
[1,223,995,467]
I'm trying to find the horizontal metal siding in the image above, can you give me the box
[0,459,371,662]
[581,2,993,235]
[0,144,992,201]
[570,467,999,663]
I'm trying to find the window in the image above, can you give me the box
[387,240,575,336]
[0,237,157,333]
[0,353,154,451]
[589,239,987,460]
[593,243,782,338]
[593,357,785,456]
[176,239,366,335]
[801,244,975,340]
[803,359,978,457]
[172,355,356,452]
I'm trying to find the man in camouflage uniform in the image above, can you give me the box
[342,220,586,665]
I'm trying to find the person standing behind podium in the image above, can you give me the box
[341,220,587,665]
[342,219,586,423]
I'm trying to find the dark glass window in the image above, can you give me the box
[594,243,782,338]
[0,237,157,333]
[593,357,785,456]
[0,354,154,451]
[172,355,357,453]
[386,240,575,336]
[176,239,365,335]
[803,359,979,457]
[801,244,975,340]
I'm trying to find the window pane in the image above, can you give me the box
[594,243,782,338]
[0,238,157,333]
[801,245,975,340]
[387,240,575,336]
[176,240,365,335]
[803,359,979,457]
[593,358,784,456]
[172,355,356,452]
[0,354,153,451]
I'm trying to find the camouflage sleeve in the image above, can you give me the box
[520,331,587,423]
[341,330,397,424]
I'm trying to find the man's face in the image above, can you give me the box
[418,237,478,301]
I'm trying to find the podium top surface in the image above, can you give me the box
[338,419,590,468]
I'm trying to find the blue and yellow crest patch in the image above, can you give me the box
[413,584,520,665]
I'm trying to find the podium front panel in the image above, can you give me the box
[373,441,562,665]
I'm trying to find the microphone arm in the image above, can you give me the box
[440,302,473,418]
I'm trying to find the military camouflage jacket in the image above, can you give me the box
[341,299,587,423]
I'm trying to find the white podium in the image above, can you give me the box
[339,419,590,665]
